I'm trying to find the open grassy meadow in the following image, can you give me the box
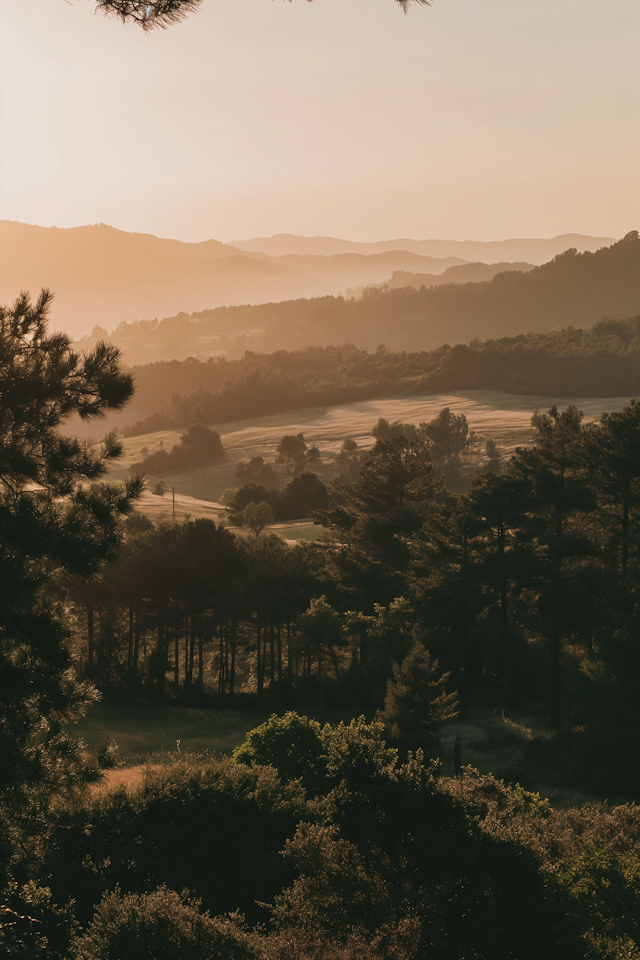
[107,389,634,533]
[74,701,261,763]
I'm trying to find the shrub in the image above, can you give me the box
[233,712,327,793]
[74,887,258,960]
[45,759,307,928]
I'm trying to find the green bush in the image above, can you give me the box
[233,712,327,793]
[74,887,258,960]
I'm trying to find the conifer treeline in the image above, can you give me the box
[74,400,640,790]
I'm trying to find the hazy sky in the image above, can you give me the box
[1,0,638,243]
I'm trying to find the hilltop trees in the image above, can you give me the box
[315,435,443,606]
[372,417,416,441]
[514,406,594,726]
[276,433,307,476]
[227,472,329,525]
[242,501,274,538]
[418,406,470,478]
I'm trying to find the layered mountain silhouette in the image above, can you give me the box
[1,220,616,340]
[229,232,614,262]
[1,220,466,337]
[74,232,640,369]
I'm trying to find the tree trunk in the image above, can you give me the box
[174,618,179,689]
[187,614,196,691]
[622,484,630,568]
[277,623,282,681]
[157,608,166,695]
[132,607,140,685]
[256,617,263,696]
[262,622,269,689]
[269,622,275,685]
[218,624,225,694]
[550,624,561,728]
[183,615,190,695]
[127,606,134,677]
[230,621,237,694]
[87,604,95,669]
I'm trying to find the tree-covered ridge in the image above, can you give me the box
[124,314,640,436]
[80,232,640,366]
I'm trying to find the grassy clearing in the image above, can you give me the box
[107,389,632,536]
[75,701,358,768]
[439,710,592,807]
[74,701,261,765]
[110,389,633,500]
[77,701,588,805]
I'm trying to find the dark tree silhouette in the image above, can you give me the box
[0,289,141,948]
[377,641,458,752]
[276,433,307,476]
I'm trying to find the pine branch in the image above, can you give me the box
[95,0,204,30]
[95,0,431,29]
[395,0,433,13]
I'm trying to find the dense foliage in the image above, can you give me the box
[20,721,640,959]
[227,472,330,524]
[9,285,640,959]
[63,399,640,801]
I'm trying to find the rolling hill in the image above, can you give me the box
[0,220,465,339]
[74,231,640,369]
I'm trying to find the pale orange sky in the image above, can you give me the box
[1,0,639,243]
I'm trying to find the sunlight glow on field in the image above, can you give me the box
[108,390,633,534]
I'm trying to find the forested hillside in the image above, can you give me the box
[124,314,640,435]
[385,259,534,290]
[2,220,469,340]
[77,232,639,363]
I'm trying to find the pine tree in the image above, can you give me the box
[378,641,458,751]
[0,290,141,947]
[314,435,443,607]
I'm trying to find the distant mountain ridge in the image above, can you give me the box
[0,220,466,338]
[72,232,640,374]
[229,232,615,263]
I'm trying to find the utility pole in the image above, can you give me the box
[172,486,176,525]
